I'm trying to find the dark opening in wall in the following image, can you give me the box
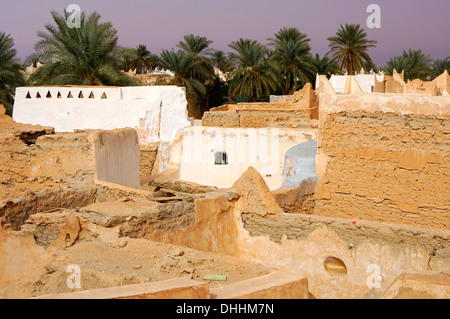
[215,152,228,165]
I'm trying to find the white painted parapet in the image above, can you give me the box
[13,86,192,173]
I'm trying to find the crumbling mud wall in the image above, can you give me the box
[108,167,450,299]
[202,83,319,128]
[314,76,450,229]
[0,110,142,230]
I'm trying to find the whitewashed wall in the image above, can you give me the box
[13,86,192,173]
[179,126,317,190]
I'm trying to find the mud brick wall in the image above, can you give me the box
[315,111,450,229]
[202,109,312,128]
[140,147,158,181]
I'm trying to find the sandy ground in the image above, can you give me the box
[12,236,272,298]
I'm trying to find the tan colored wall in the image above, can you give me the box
[435,70,450,95]
[202,83,319,127]
[315,76,450,229]
[32,278,210,299]
[210,271,309,299]
[118,167,450,299]
[139,146,158,182]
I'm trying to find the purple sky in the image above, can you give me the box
[1,0,449,67]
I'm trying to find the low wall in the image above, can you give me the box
[210,271,309,299]
[32,278,210,299]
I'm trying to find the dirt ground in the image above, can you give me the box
[11,236,272,298]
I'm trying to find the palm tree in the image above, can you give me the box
[311,54,340,77]
[0,32,25,116]
[267,27,310,48]
[269,33,314,95]
[327,24,377,75]
[28,10,139,86]
[382,49,432,81]
[176,34,215,83]
[158,49,206,101]
[228,38,278,102]
[118,46,136,72]
[128,44,159,74]
[431,58,450,79]
[211,50,234,74]
[306,54,340,87]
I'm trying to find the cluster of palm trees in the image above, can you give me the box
[0,9,449,117]
[382,49,449,81]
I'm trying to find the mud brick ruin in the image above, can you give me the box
[0,71,449,299]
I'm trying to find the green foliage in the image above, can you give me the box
[176,34,215,83]
[327,24,377,75]
[123,44,160,74]
[0,32,25,116]
[306,54,341,88]
[382,49,433,81]
[431,57,450,79]
[159,49,207,98]
[28,10,140,86]
[211,50,234,74]
[228,39,278,102]
[269,28,314,94]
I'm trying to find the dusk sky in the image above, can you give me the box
[0,0,449,67]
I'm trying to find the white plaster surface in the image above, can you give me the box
[317,74,381,93]
[282,140,317,188]
[179,126,317,190]
[13,86,192,173]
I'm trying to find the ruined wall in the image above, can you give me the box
[115,167,450,299]
[314,76,450,229]
[140,146,158,182]
[435,70,450,95]
[202,83,319,127]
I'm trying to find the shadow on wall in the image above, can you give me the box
[282,140,317,188]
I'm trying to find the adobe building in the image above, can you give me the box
[1,73,449,299]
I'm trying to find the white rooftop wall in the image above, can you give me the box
[316,73,384,93]
[13,86,192,173]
